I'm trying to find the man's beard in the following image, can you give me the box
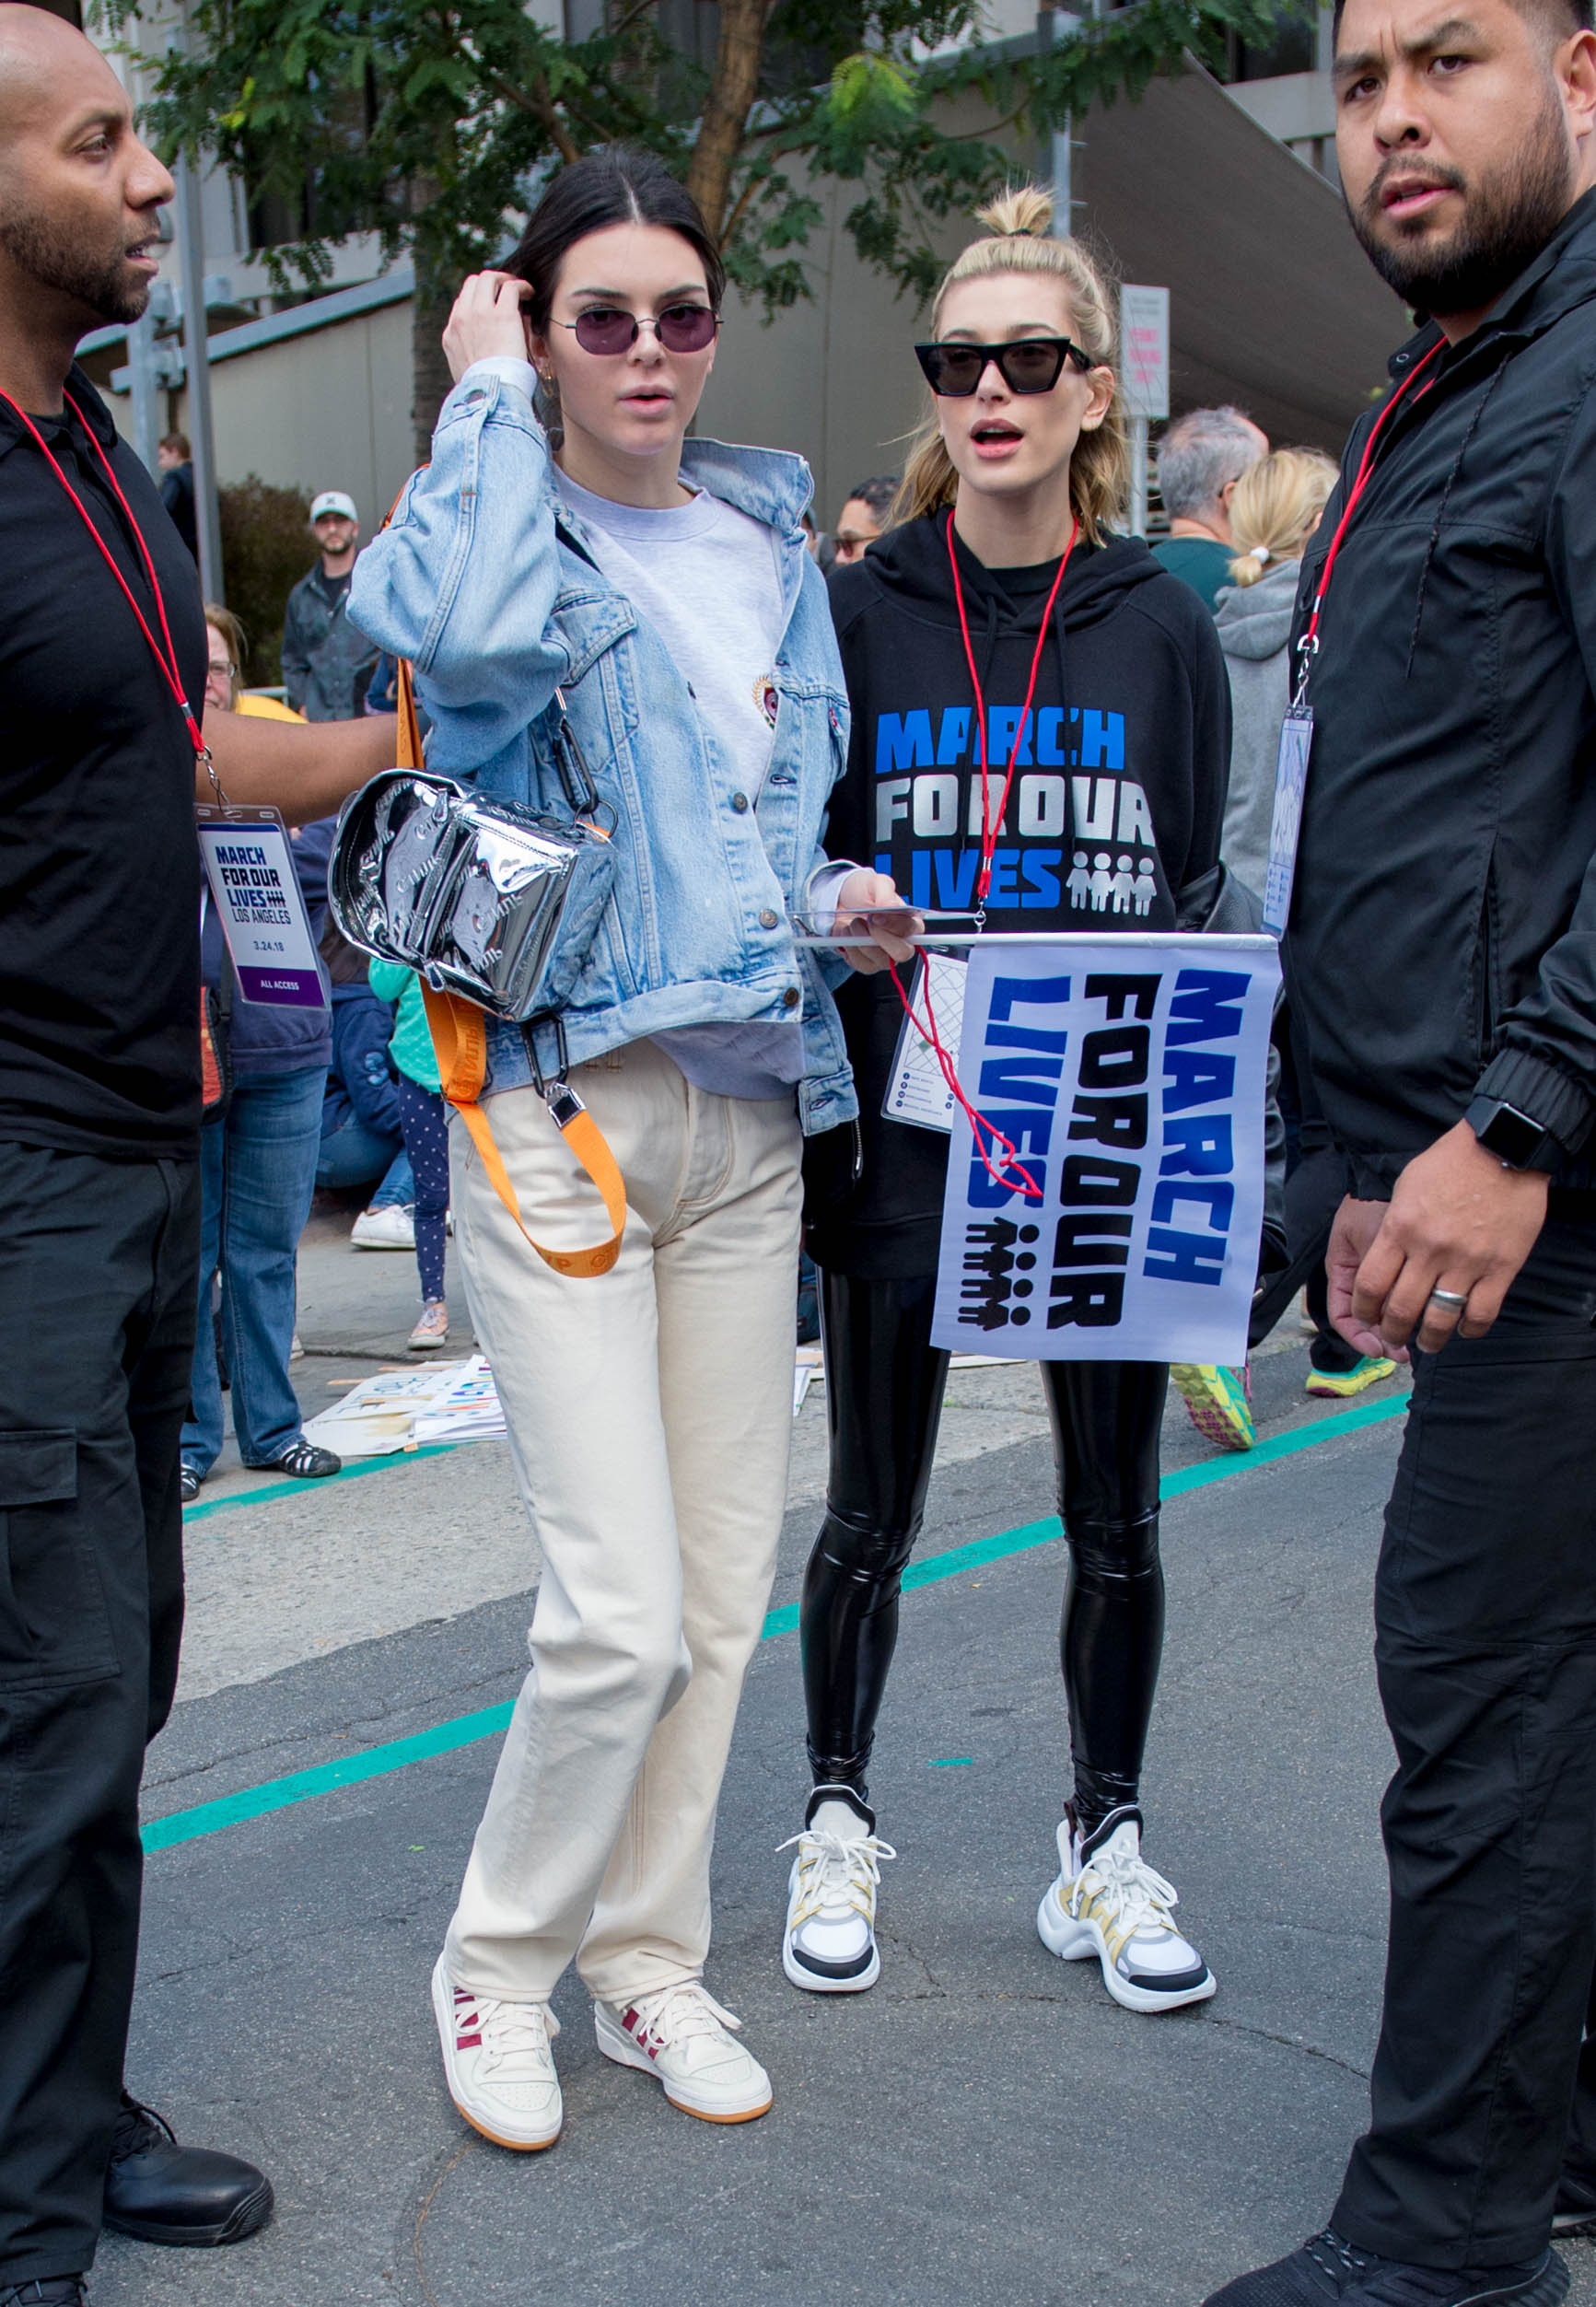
[0,204,149,327]
[1347,90,1575,318]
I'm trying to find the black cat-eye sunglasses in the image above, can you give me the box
[914,336,1094,396]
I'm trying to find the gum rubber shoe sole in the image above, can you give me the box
[594,2008,773,2123]
[430,1959,562,2152]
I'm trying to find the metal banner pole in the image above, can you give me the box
[1129,414,1149,538]
[173,146,224,602]
[125,308,161,477]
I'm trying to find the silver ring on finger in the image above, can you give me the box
[1427,1287,1469,1311]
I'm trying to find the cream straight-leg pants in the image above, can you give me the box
[443,1039,802,2009]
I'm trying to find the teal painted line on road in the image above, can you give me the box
[143,1702,515,1852]
[182,1442,464,1527]
[145,1387,1409,1858]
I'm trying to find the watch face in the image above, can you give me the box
[1481,1102,1545,1168]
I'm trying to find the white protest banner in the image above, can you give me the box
[930,935,1280,1364]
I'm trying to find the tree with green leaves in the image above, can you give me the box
[104,0,1287,461]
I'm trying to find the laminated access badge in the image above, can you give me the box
[196,805,325,1006]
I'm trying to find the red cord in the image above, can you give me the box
[0,387,204,758]
[944,506,1076,906]
[889,956,1043,1201]
[1298,339,1442,658]
[870,510,1077,1205]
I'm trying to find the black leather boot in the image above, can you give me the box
[101,2094,273,2248]
[0,2282,88,2305]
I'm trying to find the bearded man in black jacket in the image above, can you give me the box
[1206,1,1596,2303]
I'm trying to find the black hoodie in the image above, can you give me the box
[808,510,1231,1278]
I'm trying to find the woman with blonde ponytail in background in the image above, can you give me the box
[1214,449,1339,903]
[784,187,1233,2018]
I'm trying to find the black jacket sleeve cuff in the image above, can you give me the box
[1474,1046,1596,1158]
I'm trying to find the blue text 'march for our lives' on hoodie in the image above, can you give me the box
[870,701,1161,917]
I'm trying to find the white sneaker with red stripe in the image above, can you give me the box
[594,1981,773,2124]
[431,1953,563,2150]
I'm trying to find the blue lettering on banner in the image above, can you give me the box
[1142,964,1246,1289]
[1166,969,1248,1046]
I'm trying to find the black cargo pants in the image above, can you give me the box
[0,1140,198,2286]
[1334,1208,1596,2269]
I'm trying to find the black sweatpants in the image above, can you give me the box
[0,1141,199,2286]
[1334,1210,1596,2269]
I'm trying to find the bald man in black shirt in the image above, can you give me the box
[0,15,394,2300]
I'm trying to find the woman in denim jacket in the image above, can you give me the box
[352,146,911,2150]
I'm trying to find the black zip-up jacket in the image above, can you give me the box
[1287,189,1596,1196]
[807,511,1230,1277]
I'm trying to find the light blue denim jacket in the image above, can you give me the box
[349,367,857,1135]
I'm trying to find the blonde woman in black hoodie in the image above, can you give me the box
[783,190,1231,2016]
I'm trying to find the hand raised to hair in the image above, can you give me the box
[441,273,534,385]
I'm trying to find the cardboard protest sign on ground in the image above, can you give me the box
[931,936,1279,1365]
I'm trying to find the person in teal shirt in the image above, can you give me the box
[1149,404,1268,611]
[367,961,450,1348]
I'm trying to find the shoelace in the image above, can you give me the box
[1304,2230,1381,2286]
[625,1980,743,2048]
[776,1827,897,1918]
[111,2092,176,2162]
[1078,1835,1182,1941]
[458,1990,560,2078]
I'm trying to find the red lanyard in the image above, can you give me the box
[945,506,1077,913]
[0,386,214,782]
[1293,337,1444,705]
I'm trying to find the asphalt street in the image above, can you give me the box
[94,1229,1596,2307]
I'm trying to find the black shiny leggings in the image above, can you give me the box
[800,1269,1168,1833]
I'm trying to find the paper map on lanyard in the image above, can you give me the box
[931,936,1280,1365]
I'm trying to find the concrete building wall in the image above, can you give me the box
[162,300,415,530]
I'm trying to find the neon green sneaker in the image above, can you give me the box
[1170,1363,1255,1452]
[1305,1354,1397,1400]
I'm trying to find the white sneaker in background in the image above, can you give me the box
[778,1784,895,1993]
[1037,1805,1216,2013]
[351,1203,415,1251]
[594,1981,772,2123]
[431,1954,563,2150]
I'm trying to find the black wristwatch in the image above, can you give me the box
[1463,1095,1561,1171]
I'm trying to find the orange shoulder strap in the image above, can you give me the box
[393,650,625,1279]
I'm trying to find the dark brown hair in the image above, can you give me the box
[504,146,726,334]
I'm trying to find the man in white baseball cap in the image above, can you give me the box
[281,486,376,721]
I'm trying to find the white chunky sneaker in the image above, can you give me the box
[594,1981,772,2124]
[1036,1805,1216,2013]
[431,1953,563,2150]
[778,1784,896,1994]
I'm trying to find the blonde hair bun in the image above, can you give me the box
[975,185,1056,240]
[894,181,1128,544]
